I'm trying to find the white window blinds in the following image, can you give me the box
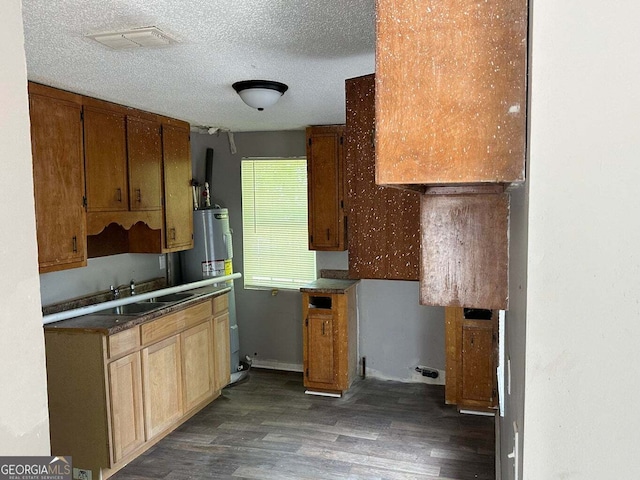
[241,158,316,290]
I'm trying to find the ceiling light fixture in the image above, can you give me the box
[232,80,288,111]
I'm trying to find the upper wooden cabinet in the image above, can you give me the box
[375,0,527,188]
[127,116,163,212]
[162,123,194,251]
[28,83,87,273]
[306,125,346,251]
[420,192,509,309]
[345,74,420,280]
[84,105,128,212]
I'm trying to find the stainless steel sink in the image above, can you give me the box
[146,292,195,303]
[96,302,166,316]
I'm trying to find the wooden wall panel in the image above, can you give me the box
[375,0,527,187]
[420,194,509,309]
[345,74,420,280]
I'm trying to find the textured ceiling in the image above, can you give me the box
[22,0,375,132]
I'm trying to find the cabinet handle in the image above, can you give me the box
[116,188,122,202]
[136,188,141,203]
[171,228,176,240]
[322,321,326,335]
[72,236,77,253]
[326,228,330,240]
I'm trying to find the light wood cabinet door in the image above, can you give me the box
[28,88,87,273]
[345,74,420,280]
[127,116,162,212]
[181,321,215,412]
[306,311,335,385]
[307,125,345,251]
[142,335,183,439]
[84,106,128,212]
[213,312,231,391]
[162,124,193,250]
[108,352,144,463]
[375,0,527,187]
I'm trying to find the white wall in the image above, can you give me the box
[0,0,50,454]
[522,1,640,477]
[190,131,445,379]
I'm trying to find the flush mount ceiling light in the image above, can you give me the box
[232,80,288,111]
[86,26,179,50]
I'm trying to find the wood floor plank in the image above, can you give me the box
[111,369,494,480]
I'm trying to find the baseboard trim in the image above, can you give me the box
[251,360,303,372]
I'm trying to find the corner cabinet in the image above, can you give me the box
[345,74,420,280]
[301,280,358,395]
[445,307,498,411]
[28,83,87,273]
[44,294,230,480]
[306,125,346,251]
[162,122,194,251]
[375,0,527,188]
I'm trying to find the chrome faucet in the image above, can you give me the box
[110,285,120,300]
[130,280,136,296]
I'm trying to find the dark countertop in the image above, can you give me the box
[300,278,359,294]
[44,285,231,335]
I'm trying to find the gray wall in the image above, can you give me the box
[191,130,444,380]
[40,253,165,306]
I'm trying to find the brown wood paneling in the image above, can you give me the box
[345,74,420,280]
[375,0,527,187]
[460,320,496,405]
[84,106,128,212]
[307,311,335,385]
[162,123,193,250]
[444,307,461,405]
[420,194,509,309]
[29,91,87,272]
[127,116,162,212]
[306,125,346,251]
[213,311,231,391]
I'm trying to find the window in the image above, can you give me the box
[241,158,316,290]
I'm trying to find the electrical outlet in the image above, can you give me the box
[159,255,166,270]
[73,468,92,480]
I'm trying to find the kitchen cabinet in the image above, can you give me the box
[83,103,128,212]
[345,74,420,280]
[306,125,346,251]
[108,352,145,463]
[28,83,87,273]
[213,294,231,391]
[44,293,229,479]
[142,335,184,439]
[127,116,163,212]
[445,307,498,411]
[181,321,215,413]
[162,122,194,251]
[375,0,527,188]
[420,193,509,309]
[301,279,358,395]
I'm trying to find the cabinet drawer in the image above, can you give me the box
[108,327,141,359]
[141,301,211,346]
[212,294,228,315]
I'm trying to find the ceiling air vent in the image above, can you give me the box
[86,26,178,50]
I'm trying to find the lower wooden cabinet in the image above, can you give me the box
[301,280,358,394]
[108,352,145,463]
[44,293,230,479]
[445,307,498,411]
[142,335,184,439]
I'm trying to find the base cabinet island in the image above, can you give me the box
[44,288,230,479]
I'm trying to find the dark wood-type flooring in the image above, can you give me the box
[112,369,494,480]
